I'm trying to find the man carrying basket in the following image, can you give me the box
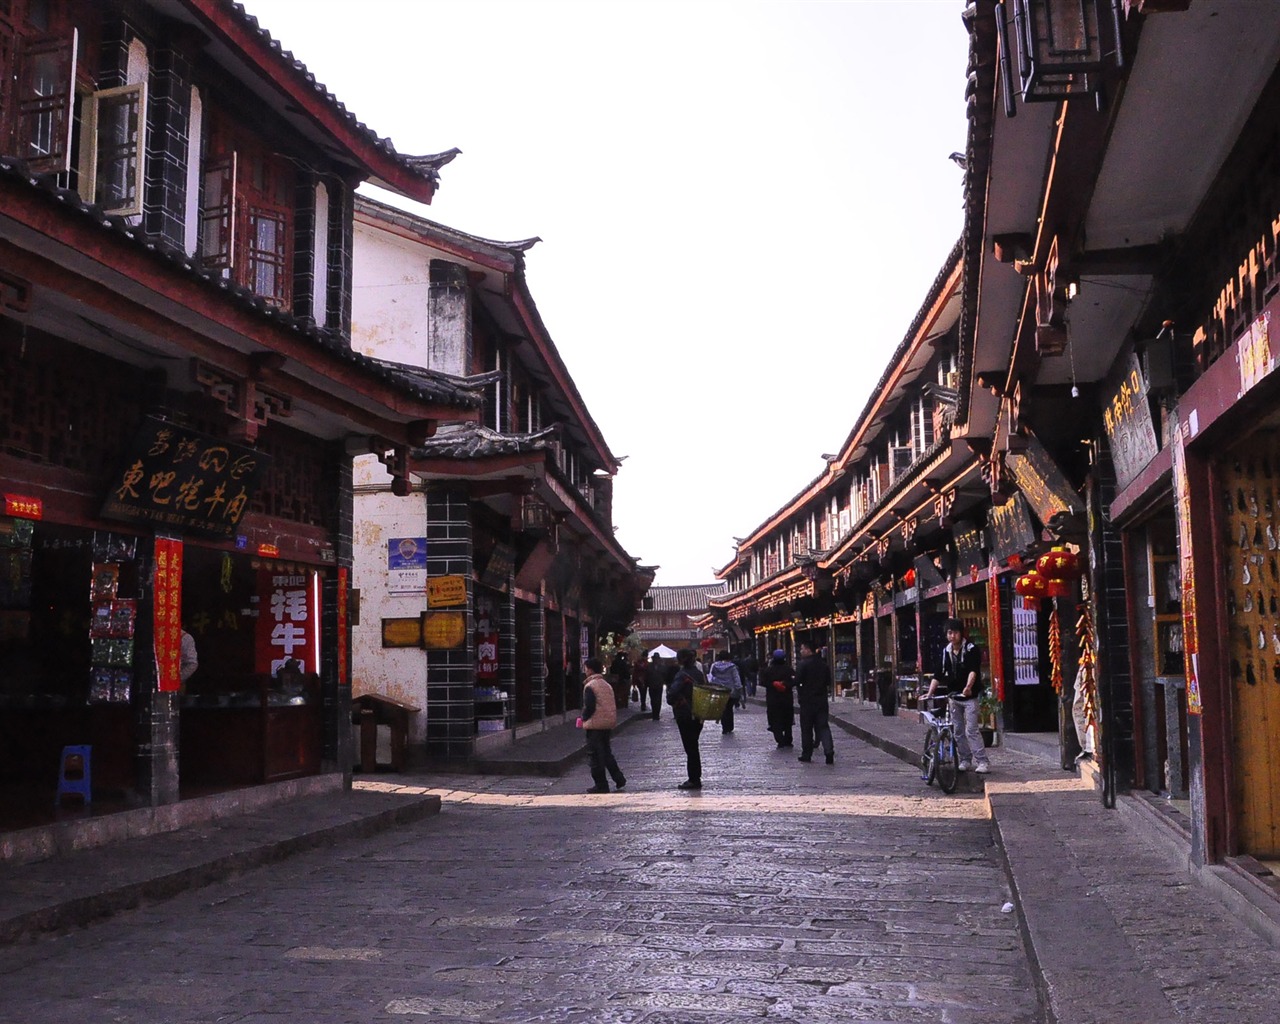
[667,648,707,790]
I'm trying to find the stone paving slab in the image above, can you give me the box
[2,696,1280,1024]
[0,788,440,945]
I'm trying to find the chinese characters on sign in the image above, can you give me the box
[255,570,317,677]
[426,574,467,608]
[1101,351,1159,491]
[388,537,427,594]
[101,418,269,539]
[1006,435,1080,526]
[3,493,43,520]
[153,537,184,692]
[337,567,349,686]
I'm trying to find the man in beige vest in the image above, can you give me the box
[582,656,627,793]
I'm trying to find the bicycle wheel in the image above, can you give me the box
[921,727,938,785]
[936,730,960,794]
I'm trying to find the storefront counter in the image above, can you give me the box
[180,674,321,786]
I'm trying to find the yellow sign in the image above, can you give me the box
[427,575,467,608]
[381,618,423,649]
[422,611,466,649]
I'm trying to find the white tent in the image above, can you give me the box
[647,644,678,659]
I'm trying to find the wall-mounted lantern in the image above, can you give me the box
[999,0,1124,113]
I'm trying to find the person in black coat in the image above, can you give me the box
[795,642,834,764]
[667,648,707,789]
[759,649,796,748]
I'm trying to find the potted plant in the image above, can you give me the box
[979,690,1001,747]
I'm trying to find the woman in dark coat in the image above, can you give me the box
[759,649,796,748]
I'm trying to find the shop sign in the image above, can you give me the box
[913,554,945,590]
[4,493,42,520]
[479,542,516,589]
[153,537,184,692]
[102,418,269,539]
[388,537,427,594]
[255,570,318,676]
[257,543,280,558]
[427,574,467,608]
[1101,350,1159,491]
[1006,434,1080,526]
[952,520,985,576]
[381,617,423,648]
[476,632,499,679]
[422,610,466,649]
[988,493,1037,563]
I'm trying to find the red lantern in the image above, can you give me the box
[904,568,916,587]
[1036,545,1080,581]
[1046,577,1072,598]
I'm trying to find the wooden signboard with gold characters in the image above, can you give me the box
[381,611,467,650]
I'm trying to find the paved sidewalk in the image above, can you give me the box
[3,695,1280,1024]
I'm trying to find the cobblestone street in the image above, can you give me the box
[0,715,1040,1023]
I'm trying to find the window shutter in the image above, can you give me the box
[88,82,146,215]
[16,30,76,173]
[200,152,236,270]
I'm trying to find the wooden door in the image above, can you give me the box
[1220,439,1280,856]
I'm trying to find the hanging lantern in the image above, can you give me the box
[1035,545,1080,581]
[1015,570,1048,610]
[903,567,916,588]
[1008,553,1024,570]
[1009,0,1123,104]
[1046,577,1073,599]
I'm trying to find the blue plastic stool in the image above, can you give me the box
[55,745,92,806]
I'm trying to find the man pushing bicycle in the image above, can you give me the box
[922,617,991,775]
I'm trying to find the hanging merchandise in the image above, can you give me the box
[1048,605,1063,695]
[1075,605,1099,736]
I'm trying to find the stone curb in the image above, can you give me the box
[0,792,440,945]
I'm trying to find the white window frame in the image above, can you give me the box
[78,81,147,217]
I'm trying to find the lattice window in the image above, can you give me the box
[15,30,75,172]
[201,112,295,308]
[0,325,144,473]
[252,426,336,530]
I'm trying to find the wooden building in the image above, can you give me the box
[960,0,1280,870]
[349,196,650,762]
[0,0,478,830]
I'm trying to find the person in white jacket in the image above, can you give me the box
[707,650,743,735]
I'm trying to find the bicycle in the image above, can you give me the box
[919,694,960,794]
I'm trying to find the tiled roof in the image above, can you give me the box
[0,156,482,411]
[412,422,558,460]
[643,584,726,612]
[225,2,457,192]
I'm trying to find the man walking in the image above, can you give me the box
[795,642,835,765]
[581,656,627,793]
[645,652,666,720]
[924,617,990,773]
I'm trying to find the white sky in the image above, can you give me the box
[243,0,970,586]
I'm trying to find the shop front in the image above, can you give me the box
[0,409,345,826]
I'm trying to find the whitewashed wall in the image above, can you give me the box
[351,454,430,738]
[350,222,435,367]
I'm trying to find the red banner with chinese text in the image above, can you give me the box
[336,567,348,686]
[986,572,1005,702]
[154,537,184,691]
